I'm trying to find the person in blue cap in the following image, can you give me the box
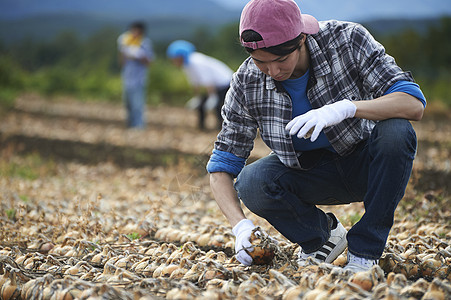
[167,40,233,130]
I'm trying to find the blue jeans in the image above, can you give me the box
[234,119,417,259]
[124,85,145,128]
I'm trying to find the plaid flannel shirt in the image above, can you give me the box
[214,20,415,169]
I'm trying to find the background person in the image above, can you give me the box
[118,21,154,129]
[207,0,426,271]
[166,40,233,130]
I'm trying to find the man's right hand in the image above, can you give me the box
[232,219,258,265]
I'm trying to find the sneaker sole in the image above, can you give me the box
[344,263,368,273]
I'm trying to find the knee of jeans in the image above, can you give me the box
[372,119,417,157]
[235,165,275,215]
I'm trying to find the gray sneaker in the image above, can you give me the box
[297,213,348,266]
[344,252,379,273]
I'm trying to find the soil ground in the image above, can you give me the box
[1,93,450,193]
[0,93,450,299]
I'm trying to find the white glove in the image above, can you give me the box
[286,99,356,142]
[232,219,257,266]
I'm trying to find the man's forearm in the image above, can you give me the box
[210,172,246,227]
[354,92,424,121]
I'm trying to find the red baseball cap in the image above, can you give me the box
[240,0,319,49]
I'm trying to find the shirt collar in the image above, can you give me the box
[265,74,277,90]
[305,34,331,77]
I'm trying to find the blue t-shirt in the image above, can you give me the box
[281,69,334,152]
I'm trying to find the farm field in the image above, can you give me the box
[0,94,450,299]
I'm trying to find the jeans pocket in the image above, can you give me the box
[296,149,328,170]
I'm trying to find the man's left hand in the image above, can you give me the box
[286,99,356,142]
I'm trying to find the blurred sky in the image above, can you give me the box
[212,0,451,22]
[1,0,451,22]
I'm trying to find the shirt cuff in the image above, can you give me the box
[206,149,246,177]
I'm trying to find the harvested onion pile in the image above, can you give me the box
[0,96,450,299]
[0,158,449,299]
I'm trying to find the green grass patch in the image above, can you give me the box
[125,232,141,241]
[19,195,30,203]
[5,208,16,221]
[2,162,39,180]
[0,88,18,109]
[0,153,57,180]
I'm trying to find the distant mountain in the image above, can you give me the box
[0,0,449,45]
[210,0,451,22]
[0,0,239,44]
[0,14,219,44]
[0,0,238,21]
[2,0,451,22]
[363,18,442,36]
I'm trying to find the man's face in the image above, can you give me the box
[130,27,143,38]
[250,47,301,81]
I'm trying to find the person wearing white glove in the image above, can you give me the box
[232,218,277,265]
[232,219,257,265]
[207,0,426,271]
[286,99,357,142]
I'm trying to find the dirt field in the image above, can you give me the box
[0,94,450,299]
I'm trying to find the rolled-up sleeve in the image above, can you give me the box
[206,149,246,177]
[384,80,426,107]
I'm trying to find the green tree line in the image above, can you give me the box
[0,18,450,108]
[381,17,451,106]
